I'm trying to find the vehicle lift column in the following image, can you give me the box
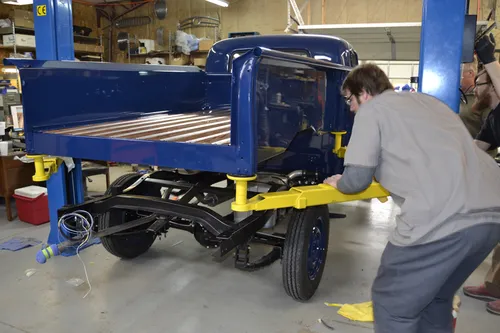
[418,0,467,114]
[32,0,84,244]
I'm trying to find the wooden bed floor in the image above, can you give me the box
[45,109,231,145]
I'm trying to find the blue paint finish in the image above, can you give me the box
[15,62,206,148]
[307,215,326,280]
[31,132,255,176]
[230,51,259,175]
[205,74,232,110]
[54,0,74,60]
[14,39,358,180]
[418,0,467,113]
[206,34,358,73]
[33,0,58,60]
[47,164,68,244]
[70,159,84,204]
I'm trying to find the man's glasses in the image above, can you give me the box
[344,93,353,106]
[475,81,489,87]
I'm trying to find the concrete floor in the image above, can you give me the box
[0,167,497,333]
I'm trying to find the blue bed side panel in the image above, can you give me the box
[16,62,207,150]
[31,132,251,174]
[205,73,232,110]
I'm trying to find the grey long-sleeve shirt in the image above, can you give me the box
[336,165,375,194]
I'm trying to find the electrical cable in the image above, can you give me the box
[57,210,94,299]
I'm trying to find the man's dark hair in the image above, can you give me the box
[341,63,394,98]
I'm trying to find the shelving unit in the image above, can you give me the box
[0,22,104,61]
[126,31,174,64]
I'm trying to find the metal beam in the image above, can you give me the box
[299,0,310,13]
[31,0,83,247]
[418,0,467,113]
[54,0,74,60]
[289,0,305,26]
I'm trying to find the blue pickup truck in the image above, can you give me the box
[8,34,388,302]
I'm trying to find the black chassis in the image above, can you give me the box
[58,169,292,270]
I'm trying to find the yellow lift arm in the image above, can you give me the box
[228,177,389,212]
[228,130,389,212]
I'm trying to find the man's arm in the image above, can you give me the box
[336,165,375,194]
[485,62,500,99]
[325,105,381,193]
[476,34,500,97]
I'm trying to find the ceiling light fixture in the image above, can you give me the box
[1,0,33,5]
[206,0,228,7]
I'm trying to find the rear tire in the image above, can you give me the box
[99,173,157,259]
[282,205,329,301]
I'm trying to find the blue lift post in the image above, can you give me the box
[418,0,467,114]
[32,0,84,244]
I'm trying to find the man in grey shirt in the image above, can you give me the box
[324,63,500,332]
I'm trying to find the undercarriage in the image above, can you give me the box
[53,168,337,301]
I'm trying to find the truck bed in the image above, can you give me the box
[45,109,231,145]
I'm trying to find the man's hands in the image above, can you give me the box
[476,33,496,65]
[323,174,342,188]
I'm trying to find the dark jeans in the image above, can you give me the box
[372,223,500,333]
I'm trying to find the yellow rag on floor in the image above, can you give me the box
[325,301,374,322]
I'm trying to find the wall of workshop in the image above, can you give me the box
[111,0,499,64]
[108,0,223,63]
[0,2,98,61]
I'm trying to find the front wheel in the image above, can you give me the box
[282,205,330,301]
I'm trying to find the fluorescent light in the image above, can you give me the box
[206,0,228,7]
[1,0,33,5]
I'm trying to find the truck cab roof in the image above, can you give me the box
[205,34,358,73]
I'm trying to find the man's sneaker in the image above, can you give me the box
[463,285,500,302]
[487,300,500,315]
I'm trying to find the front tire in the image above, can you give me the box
[282,205,330,301]
[99,173,157,259]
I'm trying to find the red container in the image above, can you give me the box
[13,193,49,225]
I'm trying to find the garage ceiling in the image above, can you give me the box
[298,21,490,61]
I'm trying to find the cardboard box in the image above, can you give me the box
[198,39,213,52]
[2,34,35,48]
[193,55,206,67]
[9,9,34,29]
[170,54,190,66]
[10,9,32,20]
[74,43,86,52]
[0,141,13,156]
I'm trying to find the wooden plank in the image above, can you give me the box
[44,110,232,145]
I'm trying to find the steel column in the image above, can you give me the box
[418,0,467,113]
[46,164,68,244]
[33,0,57,59]
[32,0,80,246]
[54,0,75,60]
[69,159,85,204]
[33,0,74,60]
